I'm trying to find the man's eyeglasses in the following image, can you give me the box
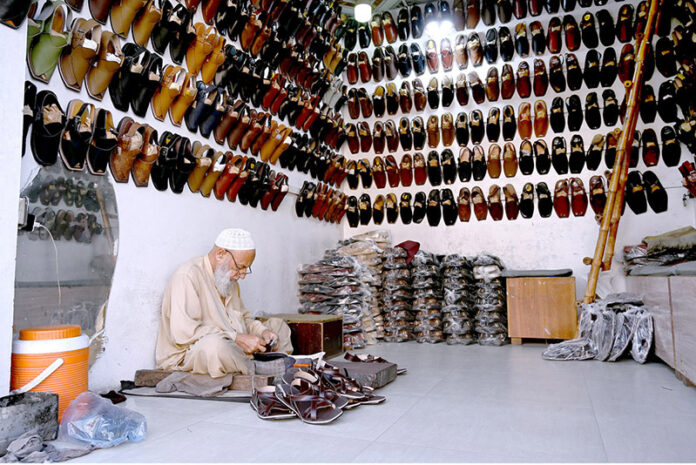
[226,251,252,275]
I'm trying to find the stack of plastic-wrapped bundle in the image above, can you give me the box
[335,239,383,345]
[441,254,476,345]
[381,247,413,342]
[411,251,445,343]
[297,253,368,349]
[472,253,508,346]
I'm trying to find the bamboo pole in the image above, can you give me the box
[583,0,661,303]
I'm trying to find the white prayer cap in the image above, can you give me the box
[215,229,255,251]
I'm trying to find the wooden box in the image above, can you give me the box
[506,277,577,343]
[264,314,343,358]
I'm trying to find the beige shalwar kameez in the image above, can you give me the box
[156,255,292,377]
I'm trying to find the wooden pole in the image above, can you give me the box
[583,0,661,303]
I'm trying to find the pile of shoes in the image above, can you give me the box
[297,254,368,350]
[441,254,476,345]
[411,251,444,343]
[336,235,391,343]
[381,247,414,342]
[472,253,508,346]
[543,293,653,363]
[251,354,386,424]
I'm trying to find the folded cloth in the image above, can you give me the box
[0,433,93,463]
[155,372,234,397]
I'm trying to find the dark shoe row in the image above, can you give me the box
[23,206,104,243]
[341,0,651,50]
[27,176,101,212]
[344,130,679,191]
[295,181,348,223]
[348,45,671,100]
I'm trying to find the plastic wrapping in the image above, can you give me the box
[472,254,508,346]
[591,310,616,362]
[60,392,146,448]
[542,338,599,360]
[631,309,653,363]
[608,310,638,362]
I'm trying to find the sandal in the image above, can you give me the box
[275,382,343,425]
[251,386,296,420]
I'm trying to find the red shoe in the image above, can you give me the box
[570,177,588,217]
[213,155,245,200]
[553,179,570,218]
[227,159,254,202]
[270,174,289,211]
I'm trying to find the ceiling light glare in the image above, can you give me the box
[354,3,372,22]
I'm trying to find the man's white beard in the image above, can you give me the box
[214,260,236,298]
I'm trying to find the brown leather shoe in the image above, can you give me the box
[553,178,570,218]
[518,102,532,139]
[399,81,413,113]
[487,143,501,178]
[456,72,469,105]
[589,175,606,216]
[59,18,102,92]
[467,32,482,66]
[441,112,454,146]
[382,11,398,44]
[347,88,359,119]
[358,121,372,153]
[240,10,261,51]
[89,0,115,24]
[400,153,413,186]
[467,0,480,29]
[202,0,223,25]
[533,58,548,96]
[187,141,214,192]
[414,152,427,185]
[385,119,399,152]
[86,31,123,101]
[131,125,160,187]
[427,115,440,148]
[413,78,427,111]
[358,87,373,117]
[547,17,562,53]
[516,61,531,98]
[458,187,471,222]
[169,71,198,126]
[503,184,519,220]
[186,23,216,75]
[152,65,186,121]
[472,186,488,220]
[533,100,548,137]
[386,154,400,187]
[132,0,161,47]
[426,39,439,73]
[373,121,386,154]
[110,117,143,183]
[201,33,226,84]
[358,51,372,83]
[455,34,468,69]
[469,71,485,104]
[570,177,588,217]
[485,66,499,101]
[503,142,517,177]
[110,0,146,37]
[488,185,503,221]
[441,37,453,71]
[501,64,515,99]
[371,14,384,46]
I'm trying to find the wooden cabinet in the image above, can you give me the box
[264,314,343,358]
[506,277,577,343]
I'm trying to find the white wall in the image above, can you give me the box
[341,2,696,298]
[11,7,342,392]
[0,24,26,396]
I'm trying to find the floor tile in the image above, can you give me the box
[352,442,477,463]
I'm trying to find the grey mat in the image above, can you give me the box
[120,386,251,403]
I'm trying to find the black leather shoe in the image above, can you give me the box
[469,109,484,144]
[602,89,619,126]
[472,145,487,180]
[442,148,456,184]
[169,136,196,193]
[566,95,583,131]
[586,134,603,171]
[413,116,426,149]
[344,19,357,51]
[87,108,119,175]
[551,136,568,174]
[427,77,440,109]
[426,189,442,226]
[484,28,498,63]
[536,182,553,217]
[109,44,150,113]
[597,9,615,46]
[481,0,496,25]
[585,92,601,129]
[22,81,36,157]
[411,43,426,75]
[549,55,566,93]
[600,48,618,87]
[515,23,529,56]
[132,51,163,117]
[168,8,196,64]
[151,0,182,54]
[519,139,534,175]
[400,193,413,224]
[580,12,598,48]
[359,193,372,225]
[385,194,398,224]
[60,100,93,171]
[499,26,513,61]
[519,183,535,218]
[31,90,65,167]
[358,21,371,48]
[625,171,647,214]
[530,20,545,54]
[442,188,458,225]
[657,81,677,123]
[661,126,681,166]
[502,105,516,140]
[397,7,410,40]
[642,171,668,213]
[550,97,565,133]
[456,112,469,146]
[411,5,423,39]
[639,83,657,121]
[655,37,677,77]
[441,76,454,107]
[413,191,427,223]
[569,134,585,173]
[583,49,601,88]
[397,44,412,77]
[346,195,359,227]
[534,139,550,174]
[486,107,500,142]
[458,147,471,181]
[427,150,442,186]
[565,53,582,91]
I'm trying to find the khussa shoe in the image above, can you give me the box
[469,109,484,144]
[586,134,603,171]
[85,31,123,101]
[570,178,588,217]
[27,1,73,83]
[600,48,618,88]
[519,182,534,218]
[346,196,359,227]
[427,150,442,186]
[625,171,647,214]
[642,171,668,213]
[661,126,681,167]
[596,9,614,47]
[583,49,600,88]
[471,186,488,221]
[534,139,550,174]
[60,99,95,171]
[580,12,598,49]
[58,18,102,91]
[132,0,161,47]
[550,97,565,133]
[458,147,471,181]
[412,191,427,223]
[385,193,399,224]
[426,189,442,226]
[516,61,531,98]
[500,184,518,220]
[655,37,677,77]
[372,195,385,225]
[31,90,66,166]
[518,139,534,175]
[484,28,498,63]
[472,144,486,180]
[551,136,568,174]
[569,134,585,173]
[487,143,502,178]
[589,175,606,216]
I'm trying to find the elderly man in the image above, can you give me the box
[156,229,292,377]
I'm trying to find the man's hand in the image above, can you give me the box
[235,333,267,354]
[261,330,278,351]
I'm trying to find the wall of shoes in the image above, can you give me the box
[339,0,696,280]
[5,0,349,389]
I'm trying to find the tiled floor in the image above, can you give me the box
[73,343,696,463]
